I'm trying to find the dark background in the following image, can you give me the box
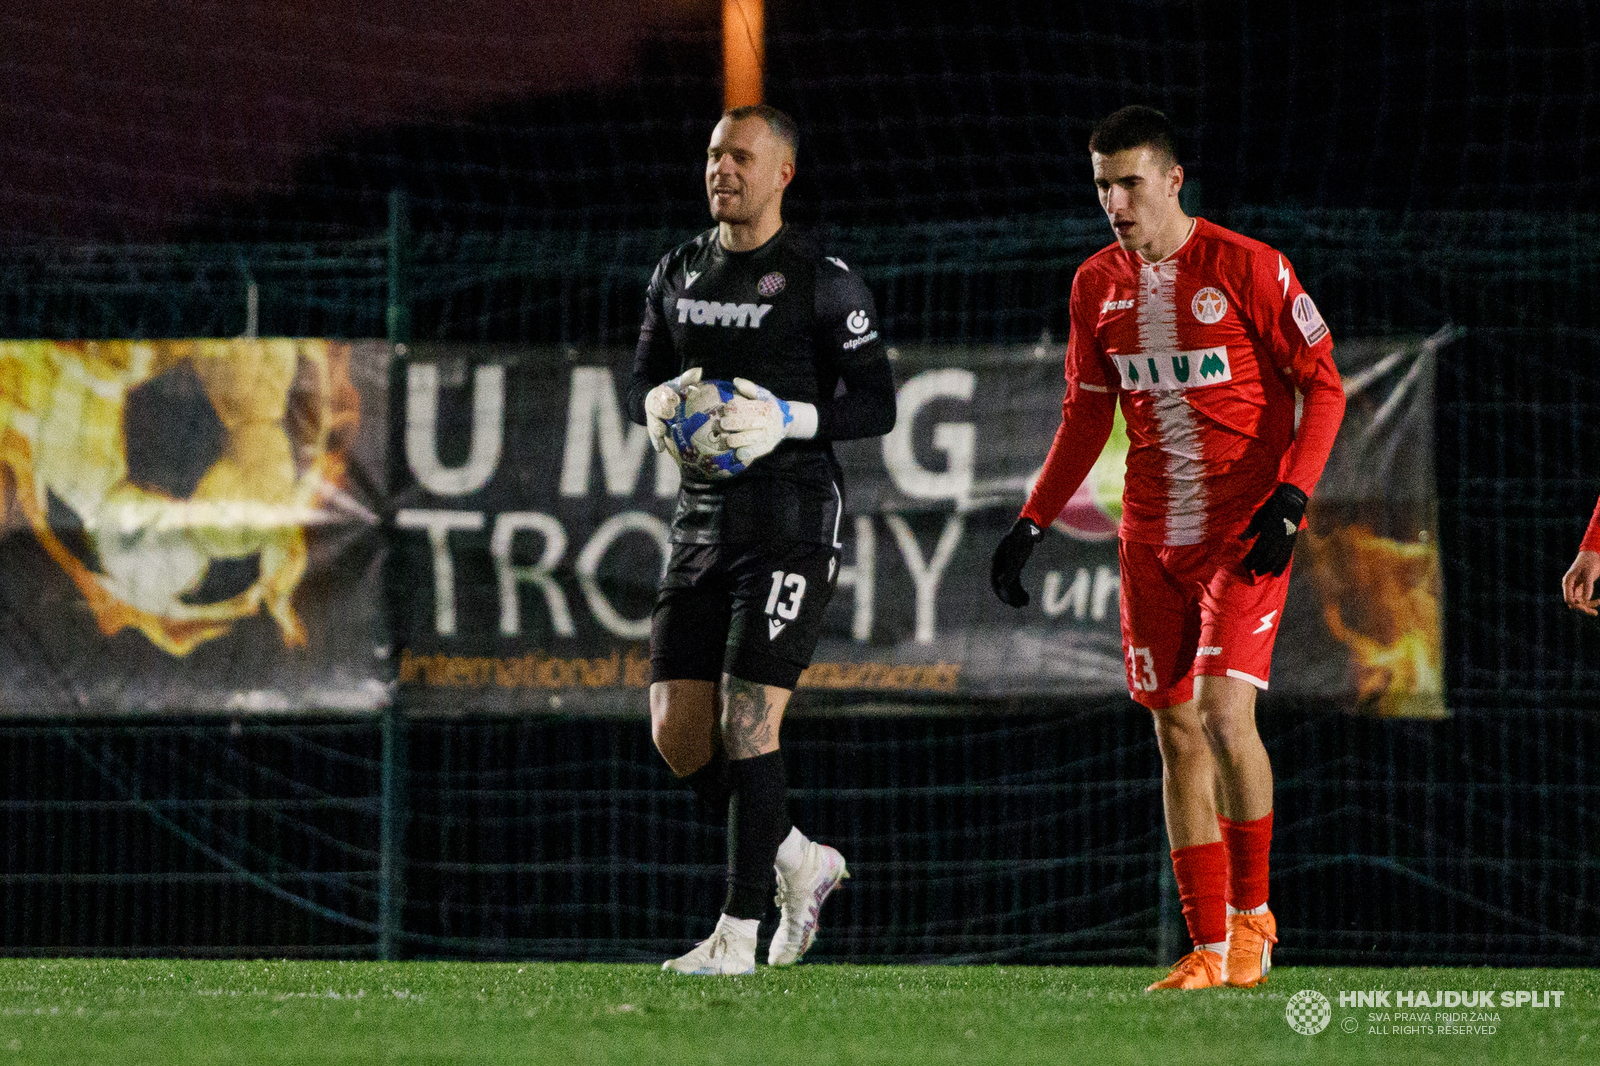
[3,0,1593,241]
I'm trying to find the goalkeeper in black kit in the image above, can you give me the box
[627,104,897,974]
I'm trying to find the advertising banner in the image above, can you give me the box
[0,340,390,713]
[0,336,1442,716]
[392,335,1446,717]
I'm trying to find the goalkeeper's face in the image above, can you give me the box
[1092,146,1185,258]
[705,116,794,226]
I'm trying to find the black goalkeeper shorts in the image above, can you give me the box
[651,540,840,691]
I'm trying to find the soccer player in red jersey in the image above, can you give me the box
[1561,506,1600,615]
[990,107,1346,989]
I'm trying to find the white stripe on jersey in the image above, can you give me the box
[1136,259,1207,546]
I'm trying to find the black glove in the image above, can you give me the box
[1239,483,1309,578]
[990,517,1043,607]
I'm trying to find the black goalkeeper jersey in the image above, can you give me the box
[628,225,897,545]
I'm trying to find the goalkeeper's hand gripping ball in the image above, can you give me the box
[644,366,703,454]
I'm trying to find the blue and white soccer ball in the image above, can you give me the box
[665,378,748,480]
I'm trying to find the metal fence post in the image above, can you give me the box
[379,186,412,960]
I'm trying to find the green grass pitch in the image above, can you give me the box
[0,960,1593,1065]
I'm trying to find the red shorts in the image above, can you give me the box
[1117,536,1294,709]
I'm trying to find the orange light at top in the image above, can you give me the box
[723,0,764,108]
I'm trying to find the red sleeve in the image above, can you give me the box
[1583,498,1600,553]
[1020,390,1116,528]
[1244,247,1346,495]
[1020,267,1117,527]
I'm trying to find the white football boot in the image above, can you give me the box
[662,915,757,975]
[767,840,850,966]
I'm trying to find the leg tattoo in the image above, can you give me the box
[722,675,776,759]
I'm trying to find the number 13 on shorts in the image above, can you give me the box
[765,570,807,622]
[1126,645,1159,693]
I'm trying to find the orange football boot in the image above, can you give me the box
[1223,909,1278,988]
[1146,948,1223,990]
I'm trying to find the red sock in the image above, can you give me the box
[1218,811,1273,911]
[1169,841,1227,946]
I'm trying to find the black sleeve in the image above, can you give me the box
[627,254,679,427]
[813,261,897,441]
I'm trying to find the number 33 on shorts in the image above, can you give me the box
[764,571,808,640]
[1126,646,1159,693]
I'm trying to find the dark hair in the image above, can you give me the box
[723,104,800,162]
[1088,105,1180,167]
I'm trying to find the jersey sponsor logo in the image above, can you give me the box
[757,271,786,296]
[684,270,701,289]
[1197,646,1223,656]
[842,310,878,350]
[1101,297,1135,313]
[825,256,850,272]
[675,298,774,328]
[1277,256,1291,298]
[1110,346,1232,392]
[1190,286,1228,324]
[1292,292,1329,345]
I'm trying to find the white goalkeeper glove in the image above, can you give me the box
[644,367,703,454]
[720,377,819,465]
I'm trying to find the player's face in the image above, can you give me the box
[1092,146,1184,255]
[705,116,793,225]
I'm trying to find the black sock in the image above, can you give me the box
[682,753,731,815]
[723,750,790,920]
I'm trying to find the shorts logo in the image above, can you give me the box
[1191,287,1228,324]
[1111,347,1231,392]
[757,271,786,296]
[1292,293,1329,345]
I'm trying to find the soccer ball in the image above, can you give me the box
[664,379,748,480]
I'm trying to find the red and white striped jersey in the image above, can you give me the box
[1044,217,1344,547]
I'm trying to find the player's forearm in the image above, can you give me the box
[627,329,674,427]
[815,357,897,441]
[1280,376,1346,496]
[1019,389,1115,528]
